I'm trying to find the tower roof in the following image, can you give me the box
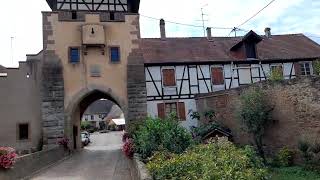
[46,0,140,13]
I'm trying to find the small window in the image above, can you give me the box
[245,43,257,59]
[300,62,311,75]
[162,69,176,87]
[85,116,88,121]
[110,12,115,21]
[70,47,80,63]
[165,103,177,116]
[71,11,77,20]
[211,67,225,85]
[271,65,283,76]
[110,47,120,62]
[91,115,94,120]
[18,123,29,140]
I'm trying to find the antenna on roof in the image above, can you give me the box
[10,37,14,65]
[196,4,209,37]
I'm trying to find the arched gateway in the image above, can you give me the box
[41,0,147,148]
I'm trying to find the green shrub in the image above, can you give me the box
[298,135,320,172]
[238,88,273,163]
[81,121,91,130]
[147,138,269,180]
[314,59,320,75]
[273,147,294,167]
[269,68,284,81]
[133,115,192,159]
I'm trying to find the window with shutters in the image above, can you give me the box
[299,62,311,75]
[162,69,176,87]
[211,67,225,85]
[18,123,29,141]
[69,47,80,63]
[110,46,120,62]
[157,102,186,121]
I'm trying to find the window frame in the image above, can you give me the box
[109,46,121,63]
[211,66,225,86]
[158,101,186,121]
[162,67,177,87]
[270,64,284,76]
[17,123,30,141]
[69,47,80,63]
[299,62,312,76]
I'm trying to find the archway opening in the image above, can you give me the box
[70,90,125,150]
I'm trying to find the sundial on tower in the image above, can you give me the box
[46,0,140,13]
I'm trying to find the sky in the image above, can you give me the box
[0,0,319,67]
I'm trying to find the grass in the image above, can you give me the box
[271,166,320,180]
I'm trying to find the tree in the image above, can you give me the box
[81,121,91,130]
[238,88,273,163]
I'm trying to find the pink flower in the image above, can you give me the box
[0,147,17,169]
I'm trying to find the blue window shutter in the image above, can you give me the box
[110,47,120,62]
[70,48,80,63]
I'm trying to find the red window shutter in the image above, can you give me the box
[294,63,301,76]
[163,69,176,86]
[157,103,165,119]
[212,67,224,85]
[178,102,186,121]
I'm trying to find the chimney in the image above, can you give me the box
[206,27,212,40]
[160,19,166,39]
[265,27,271,38]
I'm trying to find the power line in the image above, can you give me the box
[237,0,276,28]
[140,14,234,30]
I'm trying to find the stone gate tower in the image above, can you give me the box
[43,0,146,148]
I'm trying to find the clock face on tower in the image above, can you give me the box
[55,0,129,12]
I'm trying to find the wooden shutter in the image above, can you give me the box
[211,67,224,85]
[157,103,165,119]
[294,63,301,76]
[178,102,186,121]
[163,69,176,86]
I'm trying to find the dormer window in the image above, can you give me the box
[230,30,262,60]
[245,42,257,59]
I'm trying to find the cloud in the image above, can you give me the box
[0,0,319,67]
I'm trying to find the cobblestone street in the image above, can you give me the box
[31,131,134,180]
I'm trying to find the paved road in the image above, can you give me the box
[31,131,134,180]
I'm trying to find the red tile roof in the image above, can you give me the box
[141,34,320,64]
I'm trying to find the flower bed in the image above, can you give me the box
[0,147,18,169]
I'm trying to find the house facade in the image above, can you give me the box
[143,24,319,129]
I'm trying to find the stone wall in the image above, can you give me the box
[195,76,320,158]
[0,147,69,180]
[127,16,147,131]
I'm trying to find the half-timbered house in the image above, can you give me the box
[142,21,320,129]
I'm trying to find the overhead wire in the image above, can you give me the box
[237,0,276,28]
[140,14,234,30]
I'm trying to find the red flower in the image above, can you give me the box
[0,147,17,169]
[122,138,134,158]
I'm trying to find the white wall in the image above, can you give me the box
[147,99,198,130]
[145,61,311,130]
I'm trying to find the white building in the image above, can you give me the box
[142,26,318,129]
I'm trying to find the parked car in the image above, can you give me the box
[81,133,90,146]
[82,131,91,143]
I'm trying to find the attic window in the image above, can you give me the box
[245,42,257,59]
